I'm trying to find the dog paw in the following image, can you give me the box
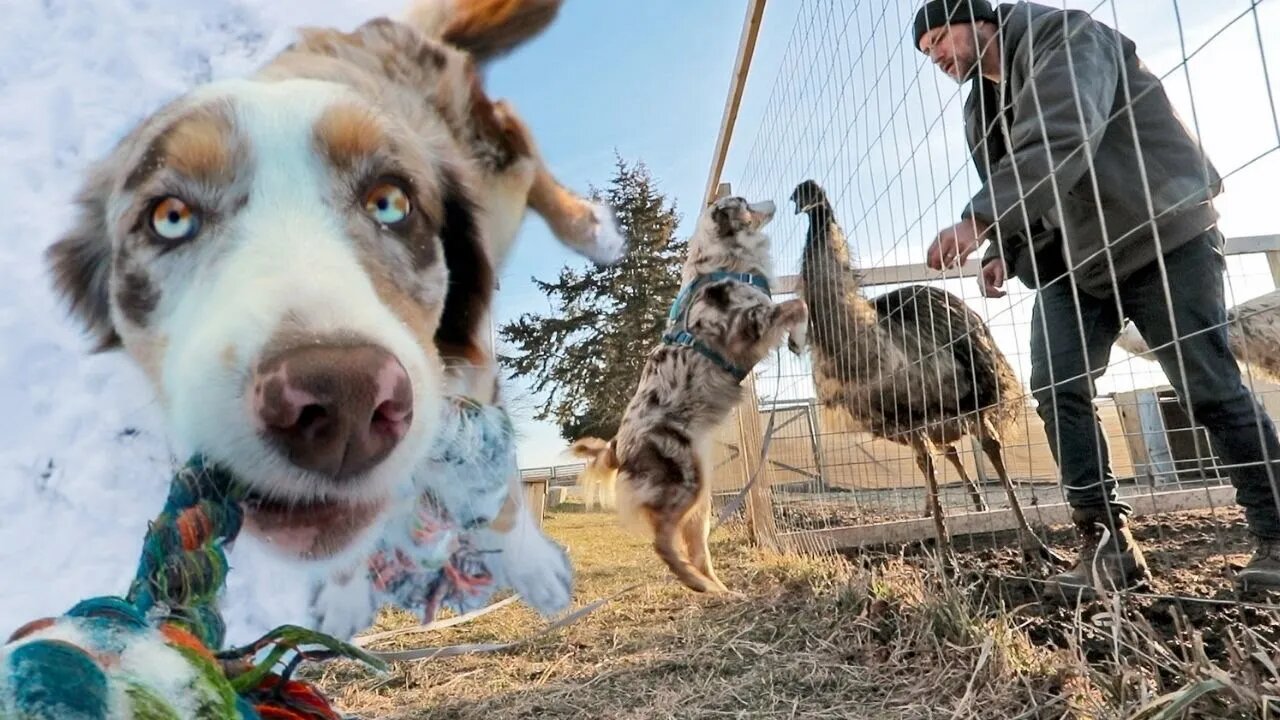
[307,571,378,641]
[581,202,627,266]
[513,562,573,616]
[512,537,573,615]
[494,517,573,616]
[787,328,808,355]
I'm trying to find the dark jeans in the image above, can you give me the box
[1029,228,1280,538]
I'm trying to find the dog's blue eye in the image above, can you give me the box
[364,182,411,225]
[149,197,200,241]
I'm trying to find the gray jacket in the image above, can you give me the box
[965,2,1222,295]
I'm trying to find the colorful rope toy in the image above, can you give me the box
[0,397,566,719]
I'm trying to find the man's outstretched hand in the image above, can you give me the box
[926,217,990,270]
[979,258,1007,298]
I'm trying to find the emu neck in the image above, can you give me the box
[799,208,883,357]
[801,208,861,299]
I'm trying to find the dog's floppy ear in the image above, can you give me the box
[440,0,563,62]
[45,166,120,351]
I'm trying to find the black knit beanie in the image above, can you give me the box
[913,0,999,50]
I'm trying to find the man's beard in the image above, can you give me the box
[951,55,980,82]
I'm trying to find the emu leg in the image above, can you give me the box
[978,429,1068,568]
[943,444,988,512]
[910,435,951,561]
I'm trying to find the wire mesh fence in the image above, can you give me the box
[710,0,1280,600]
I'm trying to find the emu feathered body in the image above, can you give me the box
[790,179,1061,564]
[793,181,1020,448]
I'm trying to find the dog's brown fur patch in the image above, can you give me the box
[528,165,599,251]
[123,105,238,195]
[314,102,387,170]
[440,0,563,61]
[165,114,234,184]
[467,82,533,167]
[362,260,442,355]
[488,494,520,533]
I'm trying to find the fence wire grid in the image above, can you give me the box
[706,0,1280,601]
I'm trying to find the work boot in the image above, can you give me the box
[1237,537,1280,591]
[1043,508,1151,603]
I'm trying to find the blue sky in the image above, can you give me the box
[484,0,1280,470]
[479,0,803,468]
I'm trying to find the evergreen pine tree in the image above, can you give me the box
[498,156,686,441]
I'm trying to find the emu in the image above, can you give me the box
[790,178,1062,565]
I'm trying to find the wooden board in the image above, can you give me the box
[522,478,547,527]
[741,398,1133,492]
[776,485,1239,552]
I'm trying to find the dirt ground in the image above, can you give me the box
[959,509,1280,678]
[315,508,1280,719]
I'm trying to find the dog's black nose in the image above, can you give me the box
[251,344,413,480]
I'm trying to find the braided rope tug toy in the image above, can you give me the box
[0,397,557,719]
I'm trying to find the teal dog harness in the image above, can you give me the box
[661,271,771,382]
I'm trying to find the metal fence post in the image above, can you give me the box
[713,182,780,549]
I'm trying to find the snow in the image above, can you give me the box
[0,0,410,644]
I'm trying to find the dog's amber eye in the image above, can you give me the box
[149,196,200,242]
[363,182,411,226]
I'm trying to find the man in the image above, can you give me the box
[914,0,1280,598]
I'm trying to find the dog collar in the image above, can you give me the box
[662,271,772,382]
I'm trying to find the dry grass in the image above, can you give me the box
[310,510,1280,719]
